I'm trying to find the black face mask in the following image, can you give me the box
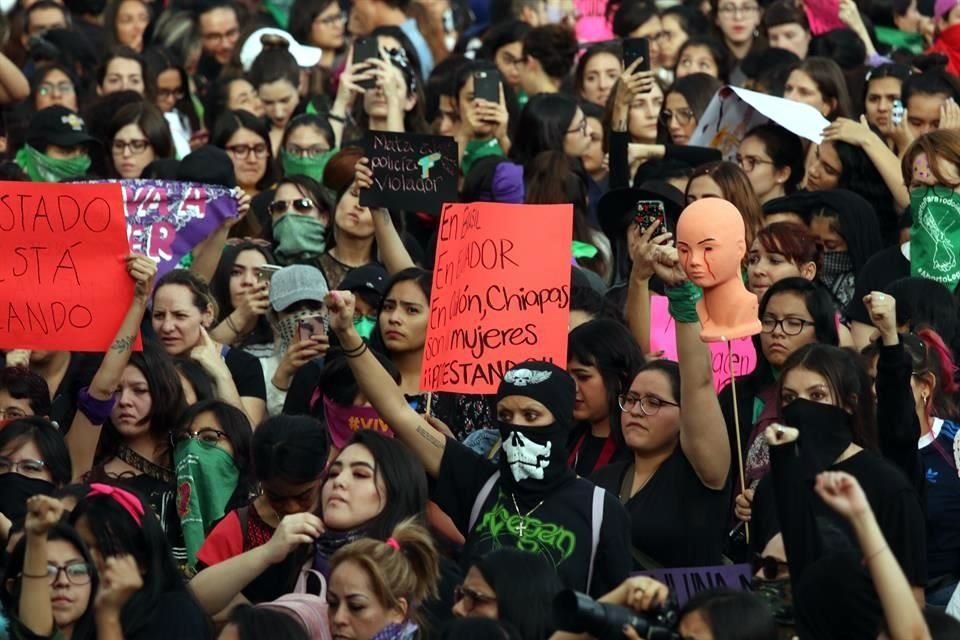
[0,473,55,522]
[497,421,573,498]
[752,576,795,626]
[782,398,854,471]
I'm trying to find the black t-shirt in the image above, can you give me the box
[754,449,927,586]
[846,246,910,325]
[432,440,631,598]
[131,590,212,640]
[225,348,266,400]
[591,448,731,568]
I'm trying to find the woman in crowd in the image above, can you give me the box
[145,47,202,157]
[213,110,278,198]
[659,73,722,146]
[712,0,762,82]
[674,36,730,82]
[659,6,707,72]
[249,39,304,155]
[685,161,764,247]
[576,42,622,109]
[32,63,79,112]
[218,605,309,640]
[478,20,530,96]
[105,0,151,52]
[209,240,275,354]
[107,101,174,179]
[863,64,911,150]
[746,222,821,303]
[763,0,811,59]
[278,114,336,183]
[738,124,805,204]
[268,175,332,267]
[289,0,346,69]
[0,417,71,525]
[98,47,146,96]
[206,75,265,128]
[783,57,854,120]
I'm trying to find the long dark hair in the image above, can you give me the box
[251,415,328,485]
[742,123,805,194]
[474,549,564,640]
[679,589,777,640]
[209,240,276,346]
[371,267,433,356]
[0,417,71,486]
[175,399,254,505]
[226,604,308,640]
[509,93,578,167]
[212,109,278,191]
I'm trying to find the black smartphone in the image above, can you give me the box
[352,37,380,64]
[634,200,667,235]
[473,69,501,103]
[623,37,650,72]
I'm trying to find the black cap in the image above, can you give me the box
[340,263,388,296]
[598,180,685,242]
[27,106,97,149]
[177,145,236,188]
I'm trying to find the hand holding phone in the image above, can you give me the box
[257,264,282,283]
[634,200,667,235]
[473,69,501,103]
[622,38,650,72]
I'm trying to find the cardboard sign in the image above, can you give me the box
[0,181,135,352]
[635,564,752,607]
[360,131,459,215]
[649,295,757,391]
[421,203,573,393]
[803,0,846,35]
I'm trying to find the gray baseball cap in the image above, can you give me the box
[269,265,329,312]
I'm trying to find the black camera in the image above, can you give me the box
[553,590,680,640]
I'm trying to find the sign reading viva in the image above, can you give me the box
[0,181,135,352]
[421,203,572,394]
[360,131,458,215]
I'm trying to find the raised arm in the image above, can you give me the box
[326,290,445,475]
[189,189,250,283]
[66,255,155,481]
[609,59,656,189]
[190,327,265,425]
[19,496,65,637]
[0,52,29,104]
[822,117,910,210]
[624,222,671,354]
[354,158,415,274]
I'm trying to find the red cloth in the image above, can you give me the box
[928,23,960,76]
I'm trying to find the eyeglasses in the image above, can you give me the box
[0,456,47,476]
[38,82,74,97]
[760,316,814,336]
[0,408,27,419]
[498,53,525,68]
[284,144,330,158]
[314,12,346,26]
[567,117,588,135]
[26,561,92,585]
[226,143,269,159]
[156,87,185,101]
[659,107,696,126]
[717,3,760,16]
[176,428,229,445]
[736,154,774,172]
[202,27,239,44]
[268,198,316,216]
[752,554,789,580]
[112,139,150,155]
[453,585,497,611]
[618,393,679,415]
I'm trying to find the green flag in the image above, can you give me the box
[176,439,239,567]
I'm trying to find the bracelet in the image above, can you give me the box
[344,342,369,359]
[225,315,242,335]
[342,340,366,356]
[664,281,702,324]
[863,545,888,565]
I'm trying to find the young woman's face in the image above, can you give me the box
[628,83,664,143]
[781,366,837,406]
[224,127,269,191]
[864,77,902,134]
[328,560,405,640]
[152,283,211,355]
[100,57,144,95]
[451,566,499,619]
[738,134,782,202]
[115,0,149,51]
[112,123,155,179]
[47,539,93,631]
[659,14,689,69]
[663,91,696,145]
[563,108,593,158]
[620,369,681,454]
[747,238,808,301]
[805,142,841,191]
[36,68,77,112]
[809,215,848,252]
[629,16,663,68]
[334,188,375,239]
[0,437,54,483]
[226,79,264,117]
[272,182,329,224]
[185,410,236,457]
[0,389,34,420]
[110,364,152,438]
[759,291,817,367]
[581,116,605,176]
[259,79,299,131]
[494,41,525,88]
[767,22,810,59]
[495,396,556,427]
[155,68,183,113]
[284,123,332,158]
[580,52,622,107]
[363,69,411,119]
[568,358,609,423]
[229,249,267,309]
[379,280,428,354]
[675,45,719,79]
[685,173,723,204]
[321,443,386,531]
[310,1,346,50]
[784,69,830,117]
[715,0,761,45]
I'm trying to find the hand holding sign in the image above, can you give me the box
[360,132,459,215]
[126,254,157,302]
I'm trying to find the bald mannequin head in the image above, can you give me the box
[676,198,746,289]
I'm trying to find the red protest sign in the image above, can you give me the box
[0,181,137,352]
[421,202,572,394]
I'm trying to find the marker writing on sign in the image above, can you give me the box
[418,152,442,178]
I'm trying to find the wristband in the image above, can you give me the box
[78,386,117,426]
[665,281,702,324]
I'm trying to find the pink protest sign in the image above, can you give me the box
[803,0,845,35]
[575,0,613,42]
[649,295,757,391]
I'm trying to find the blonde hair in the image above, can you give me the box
[329,518,439,622]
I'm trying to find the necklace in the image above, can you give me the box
[116,445,174,484]
[510,493,545,538]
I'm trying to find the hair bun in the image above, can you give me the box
[261,34,291,51]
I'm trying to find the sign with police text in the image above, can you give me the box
[360,131,458,215]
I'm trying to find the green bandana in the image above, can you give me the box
[280,148,337,183]
[572,240,599,259]
[273,212,328,264]
[354,315,377,339]
[264,0,293,28]
[910,186,960,292]
[175,439,239,567]
[15,144,90,183]
[462,138,504,176]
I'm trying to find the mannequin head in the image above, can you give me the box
[676,198,747,288]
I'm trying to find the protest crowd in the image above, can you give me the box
[6,0,960,636]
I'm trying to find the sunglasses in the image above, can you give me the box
[268,198,316,216]
[752,554,789,580]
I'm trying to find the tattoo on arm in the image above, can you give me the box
[416,425,444,449]
[110,335,135,353]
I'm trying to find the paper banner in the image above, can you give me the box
[0,181,136,352]
[690,86,830,161]
[635,564,752,607]
[649,295,757,392]
[421,202,573,393]
[360,131,459,215]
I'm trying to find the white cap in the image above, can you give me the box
[239,27,323,72]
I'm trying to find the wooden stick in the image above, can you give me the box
[728,340,750,545]
[425,391,433,416]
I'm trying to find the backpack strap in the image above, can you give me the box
[468,471,500,533]
[585,486,605,595]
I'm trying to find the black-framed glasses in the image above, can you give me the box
[736,154,775,172]
[760,316,814,336]
[156,87,185,101]
[284,143,330,158]
[174,428,228,445]
[226,143,269,159]
[38,81,74,96]
[0,456,47,476]
[314,11,346,26]
[268,198,317,216]
[567,117,588,135]
[29,561,92,585]
[618,393,679,415]
[0,407,27,419]
[453,584,497,610]
[752,554,789,580]
[717,3,759,15]
[659,107,695,126]
[112,139,150,155]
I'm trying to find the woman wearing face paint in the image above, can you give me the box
[752,344,926,635]
[325,289,632,597]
